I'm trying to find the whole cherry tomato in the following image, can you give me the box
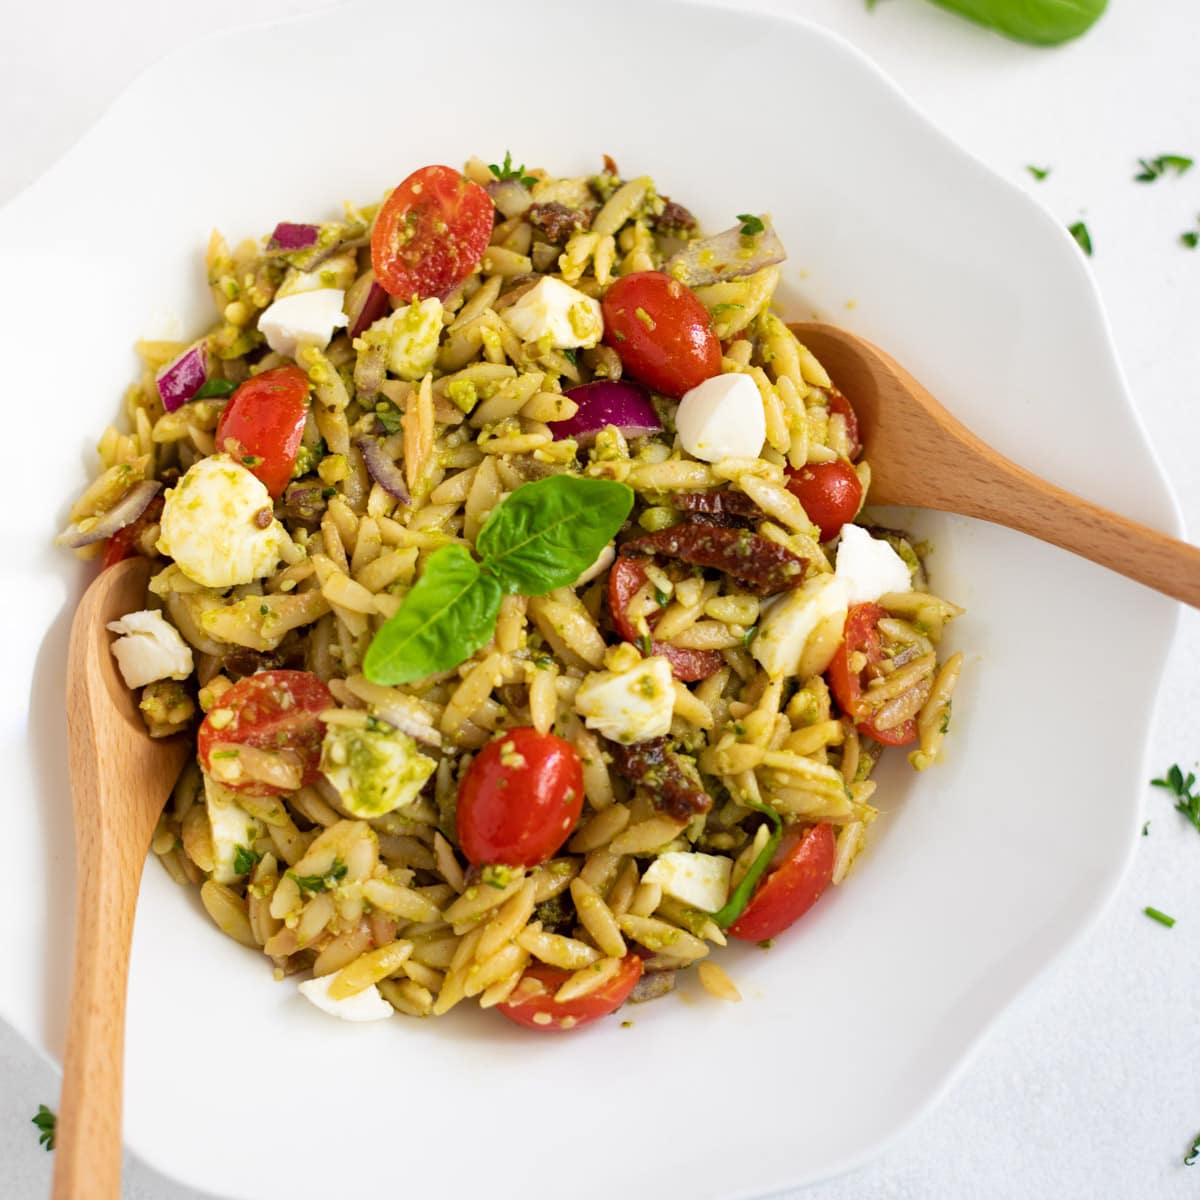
[727,823,835,942]
[457,727,584,868]
[601,271,720,397]
[784,460,863,541]
[607,556,722,682]
[497,957,643,1032]
[826,603,918,746]
[197,670,334,796]
[214,366,310,497]
[371,164,493,300]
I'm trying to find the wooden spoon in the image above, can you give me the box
[789,322,1200,608]
[56,556,189,1200]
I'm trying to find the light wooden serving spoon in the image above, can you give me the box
[56,556,189,1200]
[789,322,1200,608]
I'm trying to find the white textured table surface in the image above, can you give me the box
[3,1,1198,1197]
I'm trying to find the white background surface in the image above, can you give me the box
[2,1,1198,1197]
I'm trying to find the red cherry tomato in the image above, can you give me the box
[497,957,643,1032]
[197,670,334,796]
[607,556,722,682]
[214,366,310,497]
[728,823,835,942]
[827,387,862,460]
[826,603,918,746]
[601,272,721,397]
[784,460,864,541]
[101,495,163,569]
[457,728,584,868]
[371,165,493,301]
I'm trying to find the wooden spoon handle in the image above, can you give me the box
[938,451,1200,608]
[53,820,142,1200]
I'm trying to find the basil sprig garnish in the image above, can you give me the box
[475,475,634,595]
[363,475,633,685]
[712,799,782,930]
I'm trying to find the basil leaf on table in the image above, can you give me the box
[363,545,502,685]
[476,474,634,595]
[927,0,1107,45]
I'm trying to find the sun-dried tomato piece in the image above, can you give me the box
[620,523,806,596]
[608,739,712,820]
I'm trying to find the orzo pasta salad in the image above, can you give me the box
[59,157,964,1030]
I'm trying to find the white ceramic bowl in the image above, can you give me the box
[0,2,1180,1196]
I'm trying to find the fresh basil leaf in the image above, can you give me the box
[363,545,502,684]
[712,800,783,929]
[194,378,238,399]
[927,0,1106,46]
[476,475,633,595]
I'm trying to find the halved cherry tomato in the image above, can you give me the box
[727,822,835,942]
[601,272,720,397]
[214,366,310,497]
[827,387,862,460]
[197,670,334,796]
[100,495,163,569]
[826,603,918,746]
[457,728,584,868]
[371,165,493,300]
[607,556,722,682]
[498,957,643,1032]
[784,459,863,541]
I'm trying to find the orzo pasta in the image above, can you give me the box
[59,156,964,1031]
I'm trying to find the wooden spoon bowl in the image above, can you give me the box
[56,556,189,1199]
[790,322,1200,608]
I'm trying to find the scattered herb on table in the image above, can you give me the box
[1151,763,1200,833]
[1186,1131,1200,1167]
[1144,906,1175,928]
[1142,821,1150,837]
[926,0,1107,46]
[1026,165,1051,181]
[32,1105,56,1152]
[1182,231,1200,250]
[1068,221,1093,256]
[1134,154,1193,183]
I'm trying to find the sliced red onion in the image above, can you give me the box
[347,274,390,339]
[55,480,162,548]
[664,219,786,288]
[356,437,410,503]
[548,381,663,446]
[486,179,533,219]
[156,342,208,413]
[268,222,320,251]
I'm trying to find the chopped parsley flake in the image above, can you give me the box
[1068,221,1093,256]
[1026,165,1051,181]
[1134,154,1193,183]
[290,859,348,895]
[736,213,765,236]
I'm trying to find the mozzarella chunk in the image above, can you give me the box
[751,573,849,680]
[319,723,436,818]
[675,373,766,463]
[384,296,443,381]
[298,974,393,1023]
[106,609,193,689]
[204,775,263,885]
[574,656,674,744]
[275,250,358,298]
[503,277,603,349]
[642,852,732,913]
[157,455,293,588]
[257,288,347,358]
[835,524,913,604]
[573,542,615,587]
